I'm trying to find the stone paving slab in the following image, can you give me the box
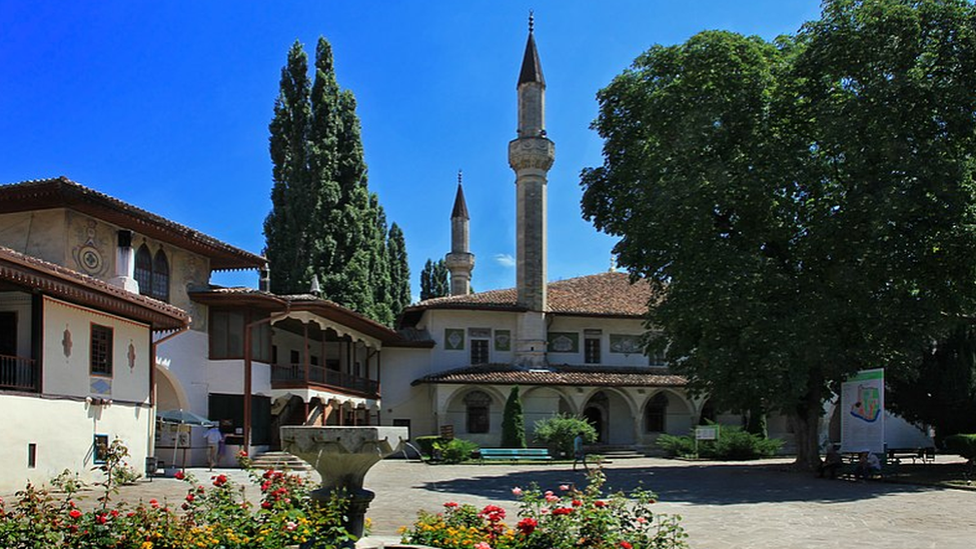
[7,457,975,548]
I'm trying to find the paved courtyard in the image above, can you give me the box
[20,456,976,548]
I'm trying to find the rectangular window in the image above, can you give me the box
[251,320,272,363]
[90,324,113,376]
[648,350,667,367]
[470,339,490,364]
[27,443,36,469]
[290,349,300,365]
[210,310,245,359]
[467,406,489,433]
[584,337,601,364]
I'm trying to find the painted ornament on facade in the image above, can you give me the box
[62,326,72,358]
[609,334,642,355]
[548,332,579,353]
[445,328,465,350]
[72,219,107,276]
[128,341,136,371]
[494,330,511,351]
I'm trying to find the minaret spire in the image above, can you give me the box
[509,15,555,367]
[445,170,474,296]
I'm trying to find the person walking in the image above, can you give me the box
[205,425,224,470]
[573,432,588,472]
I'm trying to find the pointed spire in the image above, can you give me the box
[518,12,545,87]
[452,170,469,220]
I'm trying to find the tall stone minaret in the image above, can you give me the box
[509,13,555,367]
[445,170,475,296]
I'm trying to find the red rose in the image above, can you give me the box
[444,502,459,508]
[185,493,195,502]
[619,542,633,549]
[594,500,607,508]
[517,517,537,535]
[552,507,573,516]
[213,474,228,487]
[96,514,107,525]
[572,499,583,507]
[174,471,185,480]
[68,509,82,520]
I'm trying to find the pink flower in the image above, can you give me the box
[474,543,492,549]
[511,487,523,496]
[479,504,506,522]
[544,490,553,496]
[559,484,570,491]
[545,494,559,503]
[636,516,647,524]
[285,521,297,531]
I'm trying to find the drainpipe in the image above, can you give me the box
[244,302,289,451]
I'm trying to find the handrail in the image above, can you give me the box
[0,354,39,392]
[270,363,379,397]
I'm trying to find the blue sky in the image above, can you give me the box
[0,1,823,299]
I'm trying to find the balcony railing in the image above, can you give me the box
[271,363,379,397]
[0,354,38,392]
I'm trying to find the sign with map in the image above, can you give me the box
[840,368,885,454]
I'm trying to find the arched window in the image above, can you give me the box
[134,244,170,302]
[134,245,153,295]
[152,249,170,302]
[464,390,491,434]
[645,393,669,433]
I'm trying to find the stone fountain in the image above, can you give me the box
[280,426,408,546]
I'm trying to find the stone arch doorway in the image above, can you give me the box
[583,405,604,443]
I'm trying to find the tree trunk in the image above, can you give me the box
[791,380,824,470]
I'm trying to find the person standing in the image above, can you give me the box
[205,425,224,470]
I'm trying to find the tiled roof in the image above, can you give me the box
[413,363,685,387]
[0,245,189,331]
[405,271,657,318]
[0,177,266,271]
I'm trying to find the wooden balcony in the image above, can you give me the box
[0,354,38,392]
[271,363,379,398]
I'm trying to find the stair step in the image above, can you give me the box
[250,451,313,471]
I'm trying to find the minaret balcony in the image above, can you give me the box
[508,136,555,172]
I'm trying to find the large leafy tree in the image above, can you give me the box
[265,37,407,325]
[581,0,976,469]
[888,324,976,444]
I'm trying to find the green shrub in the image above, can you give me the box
[655,425,782,460]
[944,434,976,461]
[534,414,597,457]
[414,436,448,457]
[434,438,479,463]
[656,433,697,457]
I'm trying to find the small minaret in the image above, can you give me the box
[509,13,555,367]
[445,170,475,296]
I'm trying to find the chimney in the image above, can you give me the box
[109,230,139,293]
[259,265,271,292]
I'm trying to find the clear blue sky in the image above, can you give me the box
[0,1,823,299]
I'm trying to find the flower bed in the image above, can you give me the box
[0,446,351,548]
[400,470,688,549]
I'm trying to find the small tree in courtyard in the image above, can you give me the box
[501,386,527,448]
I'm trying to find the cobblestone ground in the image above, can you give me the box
[11,456,975,548]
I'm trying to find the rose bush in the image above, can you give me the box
[0,444,351,548]
[401,470,688,549]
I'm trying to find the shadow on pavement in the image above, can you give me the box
[416,461,947,506]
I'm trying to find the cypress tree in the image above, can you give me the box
[264,37,407,326]
[420,258,449,301]
[264,41,313,294]
[501,386,527,448]
[388,223,411,315]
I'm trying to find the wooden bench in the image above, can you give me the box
[478,448,552,463]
